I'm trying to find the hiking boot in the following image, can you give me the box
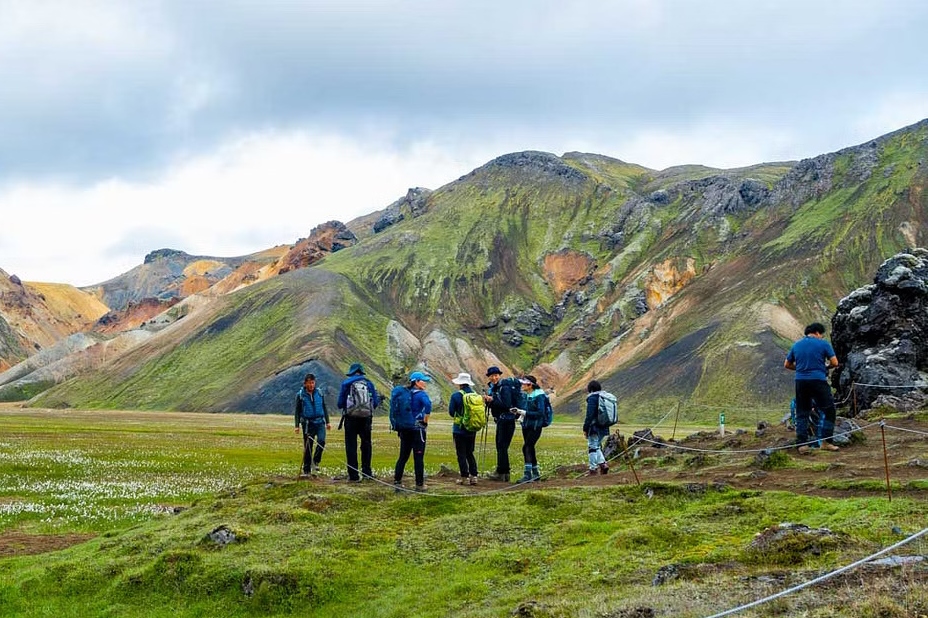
[515,474,535,484]
[485,471,509,482]
[414,484,428,493]
[298,472,311,479]
[531,466,541,480]
[393,481,403,493]
[469,476,478,486]
[796,445,811,455]
[587,468,598,476]
[599,463,610,475]
[455,478,468,485]
[820,442,839,452]
[348,477,362,483]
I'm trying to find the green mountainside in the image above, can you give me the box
[29,119,928,421]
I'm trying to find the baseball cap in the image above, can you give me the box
[409,371,432,383]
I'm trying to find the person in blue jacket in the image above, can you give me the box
[394,371,432,491]
[336,363,381,481]
[448,372,479,485]
[294,373,330,477]
[484,366,519,482]
[513,375,549,483]
[785,323,839,453]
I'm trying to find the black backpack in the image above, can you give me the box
[497,377,523,410]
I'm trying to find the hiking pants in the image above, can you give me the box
[522,425,542,467]
[395,427,427,486]
[301,421,326,473]
[453,432,478,478]
[587,429,607,470]
[495,419,516,474]
[343,416,373,480]
[795,379,837,444]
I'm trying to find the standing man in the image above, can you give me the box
[784,323,840,453]
[483,366,518,482]
[448,372,480,485]
[394,371,432,492]
[294,373,330,477]
[337,363,381,481]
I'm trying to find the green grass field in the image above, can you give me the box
[1,405,926,617]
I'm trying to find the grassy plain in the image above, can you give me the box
[1,404,926,617]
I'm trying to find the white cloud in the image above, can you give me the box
[0,130,491,286]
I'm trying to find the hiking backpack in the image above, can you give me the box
[596,391,618,427]
[541,395,554,428]
[345,380,374,418]
[389,385,415,431]
[458,392,488,432]
[497,377,523,410]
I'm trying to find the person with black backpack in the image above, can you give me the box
[483,366,521,482]
[293,373,331,477]
[336,363,381,482]
[448,372,483,486]
[513,375,551,483]
[392,371,432,492]
[584,380,617,475]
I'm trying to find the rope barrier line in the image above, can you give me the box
[882,424,928,438]
[851,381,928,389]
[703,527,928,618]
[629,421,882,455]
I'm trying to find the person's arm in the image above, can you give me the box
[294,394,302,433]
[336,382,348,411]
[583,394,597,434]
[827,355,838,369]
[322,393,331,426]
[784,350,796,371]
[367,379,381,409]
[448,391,462,419]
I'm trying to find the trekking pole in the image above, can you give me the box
[479,408,489,469]
[300,428,310,477]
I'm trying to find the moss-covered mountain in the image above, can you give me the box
[24,119,928,419]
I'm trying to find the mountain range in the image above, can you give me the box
[2,118,926,422]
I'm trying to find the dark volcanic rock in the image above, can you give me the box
[372,187,432,233]
[831,249,928,413]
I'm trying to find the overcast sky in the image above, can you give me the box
[1,1,926,286]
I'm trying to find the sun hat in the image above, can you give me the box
[451,372,475,386]
[519,375,538,387]
[346,362,365,376]
[485,366,503,376]
[409,371,432,383]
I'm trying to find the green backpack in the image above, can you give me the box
[458,392,488,432]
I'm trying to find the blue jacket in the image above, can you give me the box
[411,387,432,425]
[295,387,328,426]
[521,388,549,430]
[337,375,381,411]
[583,392,606,434]
[448,386,477,436]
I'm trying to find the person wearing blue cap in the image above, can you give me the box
[393,371,432,491]
[337,362,382,481]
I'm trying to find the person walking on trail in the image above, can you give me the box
[483,366,519,482]
[449,372,480,485]
[294,373,330,477]
[394,371,432,492]
[784,322,840,454]
[583,380,613,475]
[513,375,550,483]
[337,363,381,481]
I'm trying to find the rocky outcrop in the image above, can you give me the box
[277,221,357,275]
[831,249,928,413]
[372,188,432,233]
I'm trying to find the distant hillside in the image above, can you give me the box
[12,118,928,419]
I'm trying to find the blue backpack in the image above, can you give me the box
[542,395,554,428]
[389,385,415,431]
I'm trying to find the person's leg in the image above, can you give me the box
[359,418,373,477]
[413,429,426,487]
[465,433,478,478]
[588,432,604,470]
[312,423,326,468]
[344,417,361,480]
[527,428,541,478]
[453,433,469,478]
[301,427,313,475]
[812,381,838,447]
[394,430,412,484]
[498,421,515,474]
[517,426,534,482]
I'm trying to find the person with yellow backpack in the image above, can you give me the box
[448,372,487,485]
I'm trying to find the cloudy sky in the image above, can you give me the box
[1,1,926,286]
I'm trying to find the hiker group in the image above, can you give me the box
[293,362,620,489]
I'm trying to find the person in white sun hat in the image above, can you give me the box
[448,372,484,485]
